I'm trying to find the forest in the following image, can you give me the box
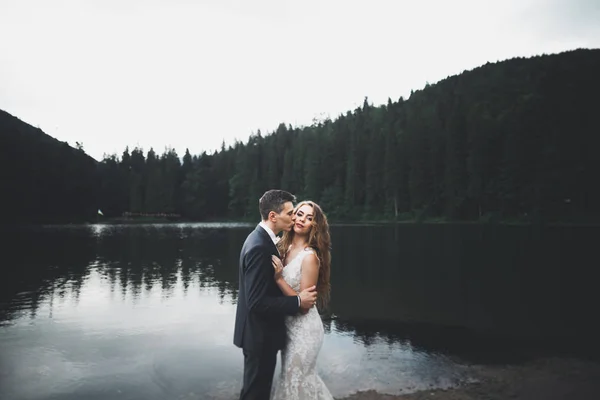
[1,109,98,223]
[2,49,598,224]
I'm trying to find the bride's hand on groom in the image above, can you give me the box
[272,255,284,280]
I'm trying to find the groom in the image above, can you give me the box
[234,189,318,400]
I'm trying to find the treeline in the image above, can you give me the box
[97,49,600,222]
[3,49,599,224]
[1,110,98,224]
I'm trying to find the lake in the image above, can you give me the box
[1,223,598,400]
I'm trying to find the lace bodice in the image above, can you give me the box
[281,247,314,292]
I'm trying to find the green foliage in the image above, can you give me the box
[3,49,599,223]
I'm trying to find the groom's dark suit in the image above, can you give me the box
[234,225,299,400]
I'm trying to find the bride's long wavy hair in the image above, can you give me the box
[277,200,331,311]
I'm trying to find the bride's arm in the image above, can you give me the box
[273,254,320,314]
[298,254,319,314]
[299,253,319,292]
[273,253,320,295]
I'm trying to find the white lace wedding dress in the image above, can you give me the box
[271,247,333,400]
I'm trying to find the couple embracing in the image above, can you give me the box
[233,189,333,400]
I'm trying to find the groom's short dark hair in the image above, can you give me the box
[259,190,296,220]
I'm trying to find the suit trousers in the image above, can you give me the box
[240,346,278,400]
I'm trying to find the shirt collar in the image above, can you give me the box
[259,221,280,245]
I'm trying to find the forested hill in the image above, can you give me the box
[98,48,599,223]
[4,48,600,224]
[1,109,98,224]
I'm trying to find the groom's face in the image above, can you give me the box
[274,201,295,233]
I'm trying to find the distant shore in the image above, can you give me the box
[91,216,600,227]
[5,217,599,228]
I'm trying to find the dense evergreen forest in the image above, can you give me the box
[3,49,599,224]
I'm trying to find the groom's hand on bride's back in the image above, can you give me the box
[299,285,317,312]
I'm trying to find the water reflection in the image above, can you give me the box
[1,223,599,399]
[331,223,600,342]
[3,223,599,341]
[91,224,246,304]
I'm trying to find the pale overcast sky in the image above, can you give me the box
[1,0,599,161]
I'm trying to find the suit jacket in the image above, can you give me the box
[233,225,299,352]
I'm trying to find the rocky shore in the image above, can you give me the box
[340,357,600,400]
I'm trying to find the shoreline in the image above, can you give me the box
[338,357,600,400]
[7,219,600,228]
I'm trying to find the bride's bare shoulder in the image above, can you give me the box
[302,250,320,268]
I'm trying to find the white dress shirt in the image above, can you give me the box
[259,221,280,245]
[258,222,301,308]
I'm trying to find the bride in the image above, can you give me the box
[270,200,333,400]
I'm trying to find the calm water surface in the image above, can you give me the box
[1,223,598,400]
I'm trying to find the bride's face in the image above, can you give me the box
[293,204,314,235]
